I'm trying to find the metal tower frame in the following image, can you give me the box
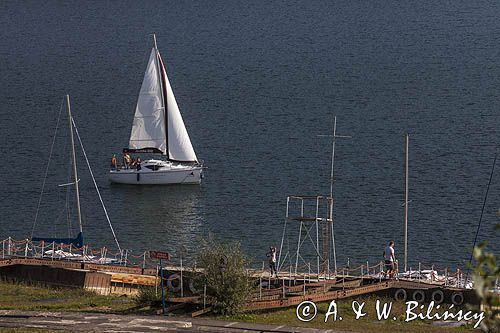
[277,195,335,277]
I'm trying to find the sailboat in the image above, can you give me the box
[109,34,203,185]
[32,95,84,248]
[32,95,121,255]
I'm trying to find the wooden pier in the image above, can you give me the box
[0,256,479,311]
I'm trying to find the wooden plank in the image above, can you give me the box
[191,307,212,317]
[109,272,158,286]
[169,296,201,303]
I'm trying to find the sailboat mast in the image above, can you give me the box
[404,134,409,273]
[152,33,168,158]
[330,117,337,198]
[66,95,83,234]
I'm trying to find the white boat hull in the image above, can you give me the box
[109,160,202,185]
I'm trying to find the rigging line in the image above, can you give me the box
[466,148,498,279]
[71,117,121,252]
[31,97,65,239]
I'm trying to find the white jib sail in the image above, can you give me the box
[159,55,198,162]
[129,48,167,154]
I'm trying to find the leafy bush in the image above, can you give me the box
[196,235,254,315]
[134,286,161,307]
[472,224,500,333]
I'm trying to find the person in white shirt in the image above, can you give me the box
[383,241,396,278]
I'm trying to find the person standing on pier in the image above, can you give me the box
[267,246,277,277]
[383,241,396,278]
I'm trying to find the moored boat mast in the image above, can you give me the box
[66,94,83,235]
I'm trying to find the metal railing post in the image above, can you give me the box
[180,256,184,298]
[259,276,262,299]
[203,284,207,309]
[379,262,382,282]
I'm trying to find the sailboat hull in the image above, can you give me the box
[109,160,202,185]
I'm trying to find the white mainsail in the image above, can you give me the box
[129,48,167,154]
[128,47,198,162]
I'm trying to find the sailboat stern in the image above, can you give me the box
[32,232,84,249]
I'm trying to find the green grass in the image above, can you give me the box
[216,296,478,333]
[0,281,482,333]
[0,280,135,313]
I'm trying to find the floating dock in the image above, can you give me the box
[0,254,480,312]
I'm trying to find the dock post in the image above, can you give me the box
[303,274,306,295]
[51,242,55,260]
[259,276,262,299]
[8,237,11,256]
[180,256,184,298]
[24,239,28,258]
[379,262,382,282]
[160,258,166,315]
[327,258,330,279]
[155,265,159,296]
[142,251,146,269]
[366,261,369,276]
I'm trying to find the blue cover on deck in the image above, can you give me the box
[32,232,84,248]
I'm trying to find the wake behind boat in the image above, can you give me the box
[109,34,203,185]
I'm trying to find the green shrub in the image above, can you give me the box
[472,224,500,333]
[134,286,161,307]
[196,235,254,315]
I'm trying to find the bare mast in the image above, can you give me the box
[66,94,83,234]
[324,116,350,273]
[404,134,409,273]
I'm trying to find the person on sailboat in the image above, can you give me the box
[123,152,131,169]
[136,157,142,171]
[383,241,396,278]
[110,155,117,170]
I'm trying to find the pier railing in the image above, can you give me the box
[260,259,471,289]
[0,237,474,290]
[0,237,152,268]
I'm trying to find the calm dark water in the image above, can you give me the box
[0,1,499,270]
